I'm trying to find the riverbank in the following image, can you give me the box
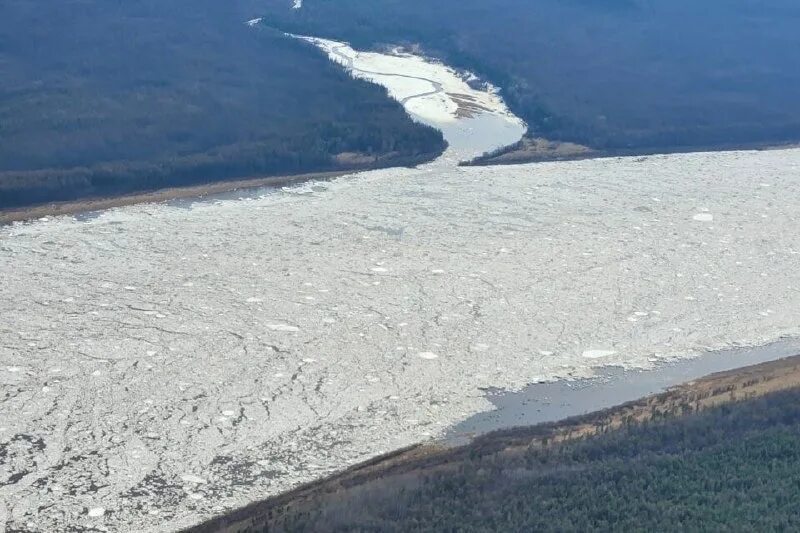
[464,135,800,166]
[0,171,338,225]
[186,350,800,532]
[0,152,442,225]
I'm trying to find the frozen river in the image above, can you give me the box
[2,38,800,532]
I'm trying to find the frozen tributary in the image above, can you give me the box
[2,39,800,533]
[299,36,526,162]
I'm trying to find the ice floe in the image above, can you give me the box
[180,475,207,484]
[265,324,299,332]
[582,349,617,359]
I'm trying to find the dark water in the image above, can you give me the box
[447,337,800,444]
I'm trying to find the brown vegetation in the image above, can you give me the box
[467,136,595,165]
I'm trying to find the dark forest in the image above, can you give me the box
[0,1,445,208]
[266,0,800,154]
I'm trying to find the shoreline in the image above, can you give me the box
[0,150,444,225]
[185,345,800,533]
[0,170,349,225]
[462,137,800,167]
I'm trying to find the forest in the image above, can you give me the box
[0,1,445,209]
[266,387,800,531]
[265,0,800,155]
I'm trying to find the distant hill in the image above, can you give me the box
[266,0,800,155]
[0,1,445,208]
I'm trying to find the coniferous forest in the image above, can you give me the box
[266,388,800,532]
[265,0,800,156]
[0,1,445,209]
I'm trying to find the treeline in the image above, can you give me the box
[264,0,800,153]
[0,1,445,209]
[267,387,800,531]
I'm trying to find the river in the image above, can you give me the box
[1,38,800,532]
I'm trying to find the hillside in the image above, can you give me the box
[265,0,800,157]
[0,1,445,208]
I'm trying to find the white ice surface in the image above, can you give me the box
[299,36,526,160]
[2,147,800,531]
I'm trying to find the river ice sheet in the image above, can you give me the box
[2,147,800,530]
